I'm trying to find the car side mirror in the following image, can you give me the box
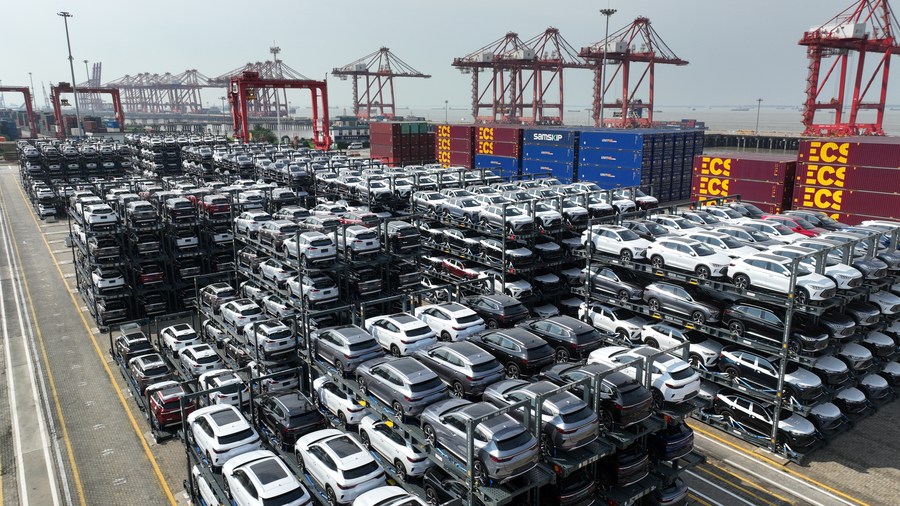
[616,237,622,242]
[783,271,791,277]
[690,252,697,257]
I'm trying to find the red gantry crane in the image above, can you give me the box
[227,71,330,149]
[332,47,430,119]
[212,58,312,117]
[106,69,211,114]
[800,0,900,136]
[0,86,38,138]
[50,82,125,139]
[580,17,688,128]
[453,28,590,125]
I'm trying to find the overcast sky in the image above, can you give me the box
[4,0,898,110]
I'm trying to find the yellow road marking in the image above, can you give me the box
[695,466,779,506]
[688,493,712,506]
[706,461,795,505]
[689,421,870,506]
[15,185,178,505]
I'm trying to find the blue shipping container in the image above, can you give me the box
[578,165,641,189]
[521,159,575,182]
[521,144,576,163]
[522,128,577,147]
[474,154,520,173]
[579,130,644,150]
[579,148,642,168]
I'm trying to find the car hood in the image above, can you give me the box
[813,355,849,373]
[835,387,866,403]
[881,361,900,375]
[623,316,649,328]
[810,402,842,420]
[870,291,900,305]
[506,247,534,256]
[862,331,894,346]
[727,245,761,258]
[840,343,873,360]
[504,279,533,290]
[534,242,561,251]
[785,368,823,388]
[797,272,836,288]
[778,414,816,435]
[859,373,889,389]
[693,339,724,356]
[824,263,863,277]
[534,273,561,283]
[532,304,559,318]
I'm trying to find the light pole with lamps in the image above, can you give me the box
[755,98,763,135]
[271,45,281,143]
[598,7,617,128]
[58,11,82,135]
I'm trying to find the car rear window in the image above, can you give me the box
[574,329,601,344]
[410,377,444,393]
[355,231,377,240]
[176,332,198,342]
[560,406,594,425]
[310,277,335,289]
[668,367,695,381]
[218,427,254,445]
[219,382,243,395]
[348,340,377,352]
[503,303,528,314]
[495,430,533,452]
[342,460,380,480]
[457,314,481,324]
[311,238,332,247]
[196,354,220,365]
[406,326,432,337]
[241,306,263,316]
[145,365,169,377]
[471,361,497,374]
[161,399,186,411]
[262,486,306,506]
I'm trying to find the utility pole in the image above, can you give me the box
[445,100,448,123]
[58,11,82,135]
[271,44,281,143]
[755,98,763,135]
[599,7,617,128]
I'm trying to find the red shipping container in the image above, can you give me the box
[370,122,401,135]
[369,132,398,145]
[474,124,523,144]
[450,137,473,152]
[791,183,900,222]
[449,125,474,139]
[475,140,520,158]
[691,175,791,210]
[449,151,473,167]
[798,137,900,169]
[692,153,796,182]
[795,162,900,194]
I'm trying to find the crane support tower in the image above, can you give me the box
[799,0,900,136]
[0,86,38,138]
[580,16,688,128]
[227,71,331,149]
[212,58,313,117]
[106,69,211,114]
[50,82,124,139]
[453,28,590,125]
[332,47,430,120]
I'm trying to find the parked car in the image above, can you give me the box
[310,325,384,375]
[640,322,724,368]
[222,450,311,506]
[646,236,732,279]
[465,294,531,329]
[199,282,237,314]
[129,353,173,393]
[356,356,449,417]
[718,347,824,403]
[581,225,651,262]
[282,231,337,265]
[766,244,864,290]
[642,282,722,324]
[648,422,694,461]
[578,302,648,342]
[365,313,439,357]
[312,377,367,426]
[253,391,326,448]
[180,344,224,377]
[412,341,504,398]
[293,429,385,505]
[519,315,605,362]
[187,404,261,470]
[721,303,830,354]
[420,399,539,483]
[413,302,486,342]
[466,328,555,379]
[220,299,265,330]
[358,415,432,481]
[713,392,818,450]
[581,266,644,301]
[160,323,201,356]
[148,381,195,429]
[588,346,701,406]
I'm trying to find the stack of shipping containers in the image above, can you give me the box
[792,137,900,224]
[472,125,523,178]
[520,128,580,182]
[579,130,648,191]
[690,153,796,213]
[369,121,435,166]
[435,124,475,168]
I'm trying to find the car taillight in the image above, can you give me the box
[665,382,679,388]
[490,454,512,463]
[336,482,355,490]
[452,326,463,331]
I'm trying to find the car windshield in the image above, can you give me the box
[692,243,716,256]
[504,207,524,216]
[720,236,745,249]
[747,230,770,242]
[793,217,816,230]
[645,223,668,235]
[460,199,479,207]
[618,229,641,241]
[771,224,794,235]
[495,430,532,451]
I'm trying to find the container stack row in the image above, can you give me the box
[690,153,797,214]
[369,121,435,166]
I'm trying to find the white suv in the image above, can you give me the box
[222,450,311,506]
[767,245,864,290]
[646,236,733,278]
[578,302,648,342]
[187,405,261,469]
[366,313,438,357]
[294,429,385,505]
[684,230,760,259]
[588,346,701,406]
[727,253,838,303]
[358,415,432,480]
[336,225,380,258]
[282,231,337,265]
[741,219,805,244]
[414,302,486,342]
[581,225,651,262]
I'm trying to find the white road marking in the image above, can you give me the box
[685,470,756,506]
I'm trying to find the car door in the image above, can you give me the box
[747,402,773,436]
[756,357,779,390]
[668,285,692,316]
[368,366,392,402]
[307,446,332,488]
[427,348,453,377]
[762,261,789,291]
[440,414,468,457]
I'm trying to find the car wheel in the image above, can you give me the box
[620,249,633,263]
[648,298,661,312]
[464,214,473,224]
[616,329,630,342]
[440,331,451,342]
[338,411,348,426]
[334,360,345,376]
[424,486,439,506]
[312,392,321,409]
[719,409,736,426]
[651,389,664,409]
[223,475,232,499]
[651,255,665,269]
[392,401,405,417]
[555,348,571,363]
[394,458,408,482]
[451,381,465,398]
[360,431,371,449]
[300,254,307,267]
[617,289,630,301]
[487,319,499,329]
[357,377,368,396]
[733,274,750,290]
[728,320,745,336]
[506,363,521,379]
[695,265,711,279]
[724,366,740,381]
[390,344,402,357]
[423,424,437,445]
[473,460,487,485]
[325,486,337,506]
[540,433,554,456]
[788,340,802,356]
[599,410,614,432]
[645,338,659,349]
[689,354,703,368]
[796,288,810,305]
[691,311,707,324]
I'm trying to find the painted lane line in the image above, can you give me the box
[693,466,779,506]
[723,459,828,506]
[685,470,757,506]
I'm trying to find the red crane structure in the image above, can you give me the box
[332,47,430,119]
[452,28,589,125]
[50,82,125,139]
[105,69,210,114]
[0,86,38,138]
[212,59,311,117]
[799,0,900,136]
[580,17,688,128]
[78,62,106,112]
[228,71,330,149]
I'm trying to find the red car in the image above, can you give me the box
[442,258,480,279]
[148,381,195,428]
[339,211,380,228]
[199,194,232,215]
[761,214,827,237]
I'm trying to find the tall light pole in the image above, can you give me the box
[598,7,617,128]
[755,98,763,135]
[28,72,37,109]
[270,44,281,143]
[444,100,448,123]
[58,11,82,135]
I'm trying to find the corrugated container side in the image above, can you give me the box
[449,151,473,167]
[798,137,900,169]
[795,163,900,194]
[450,137,473,152]
[692,154,796,183]
[522,128,577,147]
[691,175,789,208]
[521,159,574,182]
[579,166,641,189]
[521,145,576,162]
[580,148,642,168]
[475,140,519,158]
[791,184,900,221]
[579,130,644,150]
[474,154,520,174]
[475,125,522,144]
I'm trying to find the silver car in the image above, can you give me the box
[412,341,504,398]
[420,399,539,483]
[356,356,448,418]
[483,380,599,455]
[311,325,384,375]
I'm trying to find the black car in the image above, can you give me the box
[539,471,597,506]
[466,328,555,379]
[518,316,604,362]
[784,210,848,231]
[596,446,650,491]
[480,238,536,268]
[844,301,882,327]
[442,228,482,255]
[384,221,420,252]
[252,391,326,448]
[796,312,857,342]
[422,467,486,506]
[416,220,445,243]
[713,392,818,449]
[647,422,694,461]
[582,266,644,301]
[539,363,653,430]
[465,294,530,328]
[718,347,824,402]
[623,219,672,241]
[721,303,829,354]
